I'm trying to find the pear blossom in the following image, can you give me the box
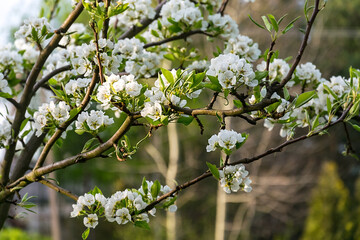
[219,164,252,193]
[207,53,256,89]
[83,214,98,229]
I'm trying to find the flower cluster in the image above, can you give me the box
[71,181,177,230]
[295,62,322,86]
[0,73,11,94]
[160,0,205,28]
[257,58,290,83]
[96,74,143,108]
[219,164,252,193]
[75,110,114,133]
[65,78,92,105]
[224,34,261,62]
[206,129,247,154]
[114,38,161,78]
[0,44,24,73]
[33,101,70,136]
[208,14,239,40]
[14,17,53,45]
[111,0,155,30]
[207,53,257,89]
[0,118,11,148]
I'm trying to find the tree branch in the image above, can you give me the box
[33,68,99,170]
[141,103,353,213]
[0,2,84,186]
[119,1,167,40]
[6,114,139,193]
[32,65,71,93]
[279,0,321,87]
[38,178,78,201]
[144,30,214,48]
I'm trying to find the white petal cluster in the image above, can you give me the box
[113,38,161,78]
[160,0,205,27]
[83,214,98,229]
[111,0,155,30]
[257,59,290,83]
[207,53,256,89]
[97,74,143,107]
[33,101,70,136]
[65,78,92,99]
[295,62,321,85]
[75,110,114,131]
[208,14,239,40]
[14,17,53,42]
[0,73,11,94]
[219,164,252,193]
[186,60,209,72]
[197,0,223,9]
[0,118,11,148]
[224,34,261,62]
[206,129,246,152]
[141,102,163,121]
[71,181,176,229]
[0,44,24,73]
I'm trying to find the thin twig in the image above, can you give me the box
[279,0,321,87]
[38,178,78,201]
[206,92,219,110]
[90,22,105,84]
[119,1,167,40]
[140,103,353,212]
[0,2,84,186]
[33,65,71,93]
[217,0,230,15]
[144,30,214,48]
[102,0,110,39]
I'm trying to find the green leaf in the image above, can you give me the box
[151,29,159,38]
[82,228,90,240]
[233,99,243,108]
[142,177,148,195]
[161,68,174,84]
[277,14,288,25]
[255,71,268,81]
[0,92,13,98]
[191,72,205,88]
[283,87,290,101]
[20,118,29,132]
[151,180,161,199]
[207,75,222,91]
[282,16,300,34]
[89,186,103,195]
[349,122,360,132]
[163,54,175,61]
[69,107,81,120]
[135,221,150,230]
[323,85,338,100]
[48,78,57,85]
[82,138,97,153]
[204,83,222,92]
[294,90,316,108]
[177,116,194,125]
[206,162,220,180]
[160,115,169,125]
[262,16,272,32]
[268,14,278,32]
[248,15,265,29]
[75,129,86,135]
[326,97,332,114]
[50,86,65,100]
